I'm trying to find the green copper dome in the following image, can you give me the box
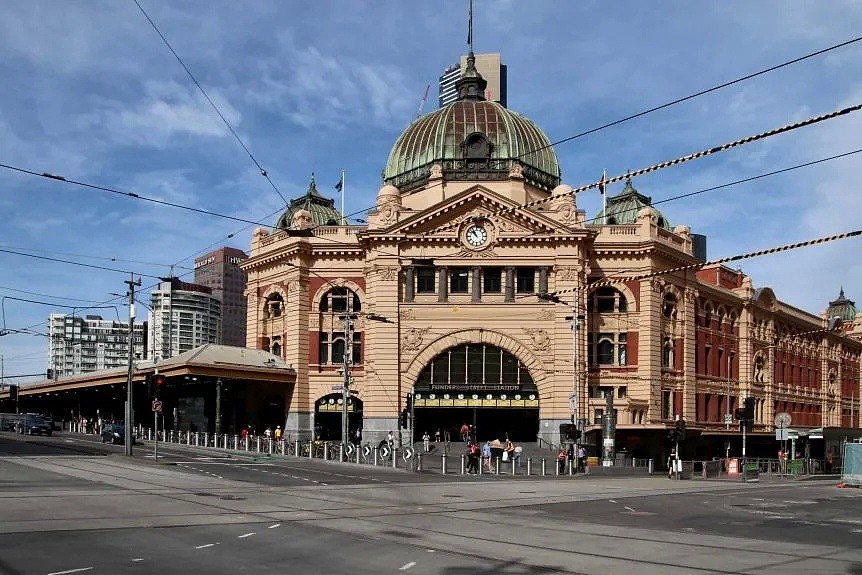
[593,176,672,231]
[275,175,341,230]
[383,53,560,193]
[826,288,857,321]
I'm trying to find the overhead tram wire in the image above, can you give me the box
[539,229,862,300]
[574,147,862,225]
[131,0,288,207]
[518,35,862,160]
[423,102,862,236]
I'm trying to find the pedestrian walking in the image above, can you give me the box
[435,428,441,443]
[513,444,522,468]
[422,431,431,453]
[274,426,282,442]
[482,440,492,472]
[577,445,587,472]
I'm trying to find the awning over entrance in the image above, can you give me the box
[414,389,538,409]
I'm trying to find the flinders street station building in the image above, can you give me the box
[242,53,861,459]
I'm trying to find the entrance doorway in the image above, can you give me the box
[314,394,363,441]
[411,342,539,442]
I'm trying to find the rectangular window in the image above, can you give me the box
[352,332,362,364]
[718,348,724,378]
[516,268,535,293]
[618,386,627,398]
[450,267,469,293]
[450,348,466,384]
[485,347,501,383]
[318,333,329,364]
[661,390,672,420]
[416,268,436,293]
[594,408,604,425]
[502,353,518,382]
[483,267,502,293]
[432,355,449,384]
[618,333,627,365]
[587,334,595,367]
[597,334,614,365]
[466,345,483,383]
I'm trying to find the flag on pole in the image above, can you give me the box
[598,170,606,195]
[467,0,473,49]
[335,173,343,192]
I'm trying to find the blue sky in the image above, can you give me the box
[1,1,860,382]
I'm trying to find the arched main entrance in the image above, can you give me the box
[314,394,363,442]
[412,343,539,442]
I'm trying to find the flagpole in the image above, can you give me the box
[340,169,345,225]
[602,169,607,225]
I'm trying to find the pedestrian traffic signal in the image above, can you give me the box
[148,374,166,398]
[405,393,413,411]
[9,384,18,401]
[400,408,408,429]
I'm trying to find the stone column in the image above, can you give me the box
[404,266,415,303]
[471,267,482,303]
[438,266,448,303]
[504,267,515,303]
[538,267,548,295]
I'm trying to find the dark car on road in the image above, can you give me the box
[101,423,133,444]
[17,414,53,436]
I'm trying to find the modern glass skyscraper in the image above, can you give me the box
[194,247,248,347]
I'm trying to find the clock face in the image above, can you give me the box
[465,224,488,247]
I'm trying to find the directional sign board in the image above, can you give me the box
[403,446,415,461]
[724,413,733,424]
[152,400,163,413]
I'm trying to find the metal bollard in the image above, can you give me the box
[648,458,654,475]
[234,435,239,450]
[569,459,574,476]
[527,458,532,476]
[443,454,448,475]
[478,456,483,475]
[294,439,300,457]
[308,440,313,459]
[542,458,547,476]
[458,454,464,475]
[417,454,423,472]
[373,446,378,466]
[204,432,209,446]
[495,457,500,475]
[512,457,516,476]
[256,437,261,452]
[392,448,397,468]
[268,438,273,454]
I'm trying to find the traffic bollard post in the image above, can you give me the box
[527,458,532,476]
[417,453,423,472]
[495,457,500,475]
[324,442,330,461]
[392,448,397,468]
[542,458,547,476]
[373,446,378,466]
[512,457,516,476]
[478,457,483,475]
[308,440,313,459]
[442,454,448,475]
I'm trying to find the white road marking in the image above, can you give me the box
[47,569,93,575]
[399,562,416,570]
[609,499,617,503]
[238,532,255,539]
[131,558,144,562]
[268,523,281,529]
[624,506,636,512]
[196,543,216,549]
[426,549,436,553]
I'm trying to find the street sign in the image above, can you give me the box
[331,386,343,391]
[152,400,163,413]
[403,447,414,461]
[568,392,577,411]
[724,413,733,424]
[362,445,371,457]
[775,428,789,441]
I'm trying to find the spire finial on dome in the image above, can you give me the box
[467,0,473,54]
[455,0,486,101]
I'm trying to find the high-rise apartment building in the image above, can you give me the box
[438,52,506,108]
[148,278,221,362]
[48,313,146,377]
[194,247,248,347]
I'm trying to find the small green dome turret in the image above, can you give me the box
[275,174,341,230]
[594,176,672,231]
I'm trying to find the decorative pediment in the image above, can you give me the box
[372,186,567,239]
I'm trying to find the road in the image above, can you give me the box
[1,431,861,574]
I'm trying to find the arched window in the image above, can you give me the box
[415,343,534,389]
[318,287,363,366]
[319,287,361,313]
[462,132,492,160]
[264,292,284,319]
[588,332,627,367]
[587,287,628,313]
[271,341,282,358]
[662,336,674,368]
[663,293,677,319]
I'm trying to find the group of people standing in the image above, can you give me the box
[557,443,587,474]
[464,438,523,474]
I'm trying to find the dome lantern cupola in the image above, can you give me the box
[594,175,672,231]
[275,173,341,230]
[826,287,857,321]
[456,51,488,101]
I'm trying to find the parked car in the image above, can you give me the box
[17,414,53,436]
[101,423,133,445]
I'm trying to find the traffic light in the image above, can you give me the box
[666,428,678,444]
[9,384,18,402]
[405,393,413,411]
[149,374,166,398]
[736,397,755,431]
[400,408,409,429]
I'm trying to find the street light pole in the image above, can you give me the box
[341,312,355,454]
[124,274,141,457]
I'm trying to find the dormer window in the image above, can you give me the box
[462,132,492,160]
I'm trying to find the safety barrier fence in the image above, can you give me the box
[672,457,827,481]
[131,427,657,477]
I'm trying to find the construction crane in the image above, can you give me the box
[416,84,430,118]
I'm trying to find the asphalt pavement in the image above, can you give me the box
[2,431,861,575]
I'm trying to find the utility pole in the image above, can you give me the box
[341,312,355,455]
[215,378,222,437]
[124,274,141,457]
